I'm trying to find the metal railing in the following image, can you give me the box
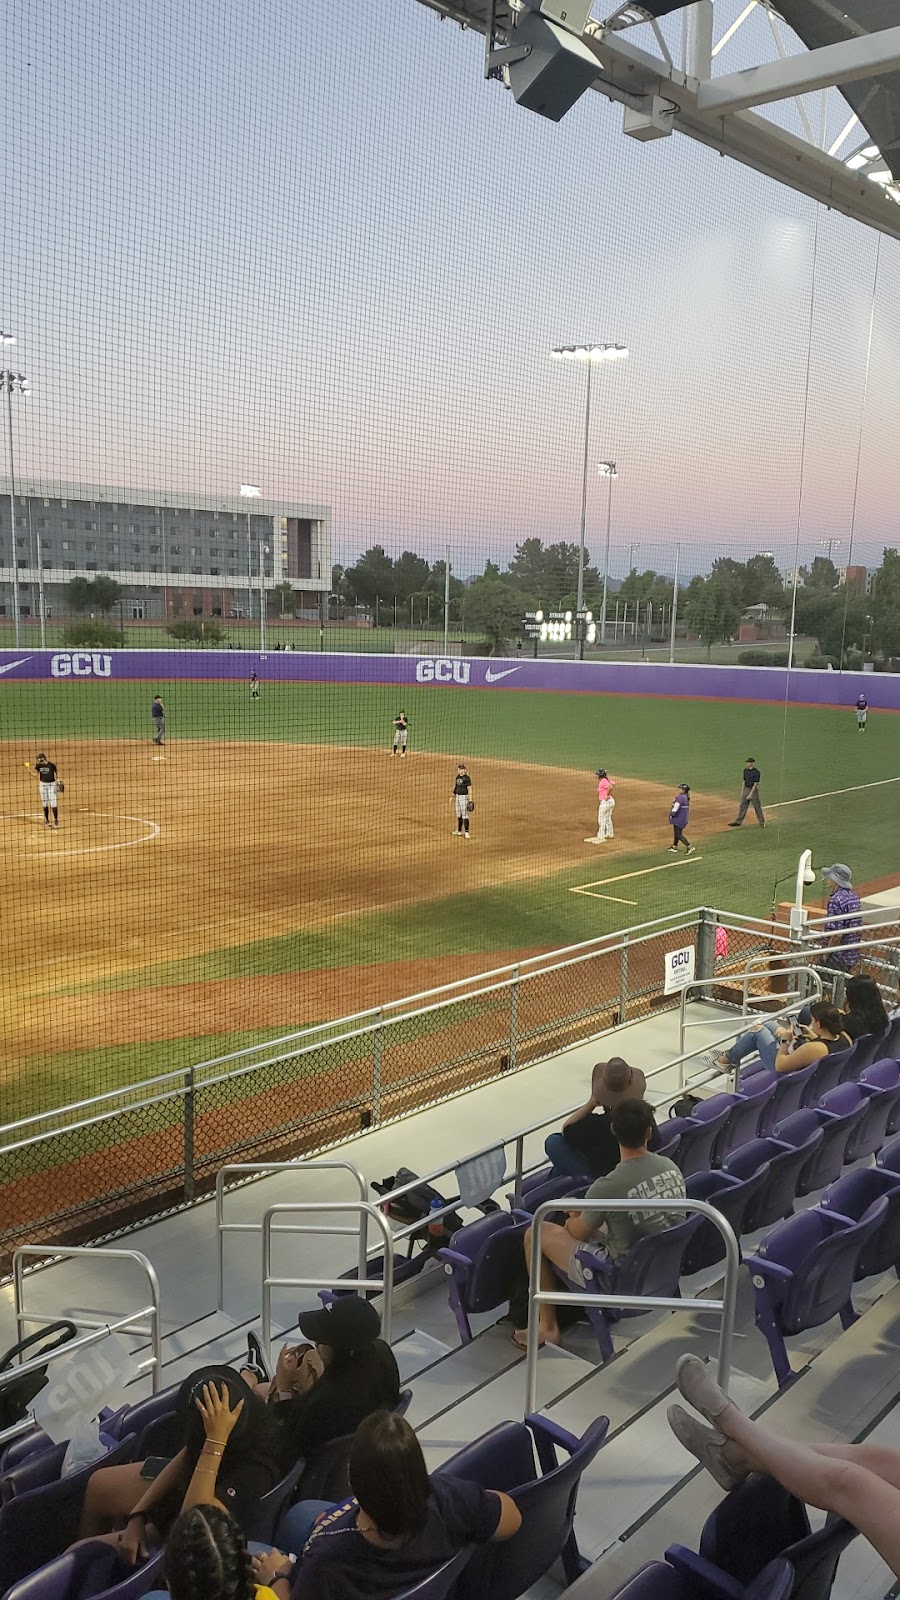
[261,1201,396,1348]
[2,1245,163,1444]
[524,1197,740,1414]
[677,968,824,1058]
[215,1160,368,1311]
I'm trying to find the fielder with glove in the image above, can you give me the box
[452,763,474,840]
[29,753,62,829]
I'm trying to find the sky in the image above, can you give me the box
[2,0,899,580]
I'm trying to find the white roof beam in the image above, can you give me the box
[697,23,900,115]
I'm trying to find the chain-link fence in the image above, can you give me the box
[0,906,818,1266]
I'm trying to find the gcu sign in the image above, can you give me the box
[415,658,471,685]
[663,944,696,995]
[50,652,112,678]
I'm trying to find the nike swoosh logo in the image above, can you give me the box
[484,666,523,683]
[0,657,31,675]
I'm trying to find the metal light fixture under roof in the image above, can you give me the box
[551,343,629,361]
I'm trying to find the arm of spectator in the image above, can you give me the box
[181,1380,244,1513]
[562,1096,596,1131]
[774,1038,825,1073]
[563,1211,597,1242]
[488,1492,522,1541]
[119,1448,189,1560]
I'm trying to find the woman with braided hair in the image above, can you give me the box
[163,1505,292,1600]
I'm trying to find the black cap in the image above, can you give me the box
[298,1294,381,1352]
[595,769,607,778]
[679,783,690,793]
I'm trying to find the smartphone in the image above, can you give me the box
[139,1456,170,1480]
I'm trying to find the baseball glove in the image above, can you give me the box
[57,782,65,794]
[466,799,475,813]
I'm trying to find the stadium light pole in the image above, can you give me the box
[240,485,262,632]
[1,335,29,647]
[259,542,270,652]
[550,344,628,616]
[597,461,617,646]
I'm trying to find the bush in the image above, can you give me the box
[804,653,838,671]
[62,621,123,649]
[165,619,227,645]
[737,649,790,666]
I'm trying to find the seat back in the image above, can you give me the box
[683,1170,760,1272]
[774,1101,856,1197]
[0,1434,137,1592]
[776,1199,887,1334]
[447,1417,608,1600]
[757,1064,819,1135]
[610,1215,699,1301]
[243,1453,306,1543]
[844,1083,900,1163]
[719,1078,777,1163]
[875,1015,900,1063]
[442,1213,531,1314]
[725,1134,818,1230]
[861,1060,900,1137]
[801,1049,854,1105]
[393,1546,474,1600]
[824,1167,900,1279]
[843,1032,879,1077]
[0,1441,68,1500]
[695,1472,857,1600]
[669,1105,731,1178]
[877,1132,900,1174]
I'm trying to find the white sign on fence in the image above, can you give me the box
[664,944,695,994]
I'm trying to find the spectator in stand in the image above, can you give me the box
[669,1353,900,1581]
[706,999,851,1078]
[78,1371,281,1555]
[841,974,889,1039]
[515,1100,685,1350]
[251,1409,521,1600]
[544,1059,660,1181]
[817,864,862,974]
[164,1505,289,1600]
[264,1297,401,1491]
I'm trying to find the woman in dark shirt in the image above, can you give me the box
[842,975,889,1041]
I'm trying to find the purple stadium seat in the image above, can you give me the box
[1,1545,166,1600]
[514,1173,589,1216]
[438,1211,532,1344]
[722,1125,821,1231]
[564,1214,700,1362]
[655,1126,682,1163]
[714,1076,778,1164]
[585,1556,793,1600]
[682,1168,767,1272]
[877,1133,900,1174]
[859,1060,900,1138]
[746,1198,887,1386]
[754,1063,819,1136]
[392,1546,475,1599]
[842,1074,900,1162]
[0,1433,137,1591]
[0,1441,68,1499]
[841,1031,880,1078]
[875,1014,900,1063]
[668,1470,858,1600]
[800,1049,854,1106]
[822,1166,900,1280]
[435,1411,609,1598]
[99,1383,179,1453]
[773,1099,858,1198]
[665,1102,732,1178]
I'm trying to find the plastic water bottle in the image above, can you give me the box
[428,1197,445,1239]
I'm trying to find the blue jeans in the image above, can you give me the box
[726,1021,778,1073]
[275,1498,340,1554]
[544,1133,592,1180]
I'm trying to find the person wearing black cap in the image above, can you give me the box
[272,1296,400,1492]
[728,758,765,828]
[668,784,694,854]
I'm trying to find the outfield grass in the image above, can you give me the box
[2,674,897,1115]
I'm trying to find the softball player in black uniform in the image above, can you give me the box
[453,763,473,839]
[33,753,61,827]
[392,712,409,757]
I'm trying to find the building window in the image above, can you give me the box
[171,564,181,572]
[65,561,75,570]
[86,562,97,571]
[110,522,119,532]
[170,545,181,554]
[66,519,75,529]
[43,498,51,508]
[191,566,202,575]
[149,544,160,554]
[62,541,69,551]
[210,567,220,576]
[84,520,95,531]
[85,541,96,552]
[150,564,159,572]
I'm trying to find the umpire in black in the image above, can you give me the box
[728,756,765,828]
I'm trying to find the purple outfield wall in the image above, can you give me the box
[0,648,893,708]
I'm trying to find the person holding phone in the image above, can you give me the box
[706,999,851,1078]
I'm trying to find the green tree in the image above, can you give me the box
[66,577,94,613]
[62,621,122,649]
[166,618,227,645]
[800,555,839,593]
[618,568,659,605]
[506,538,589,605]
[742,553,786,610]
[342,546,395,617]
[274,581,295,617]
[685,574,741,656]
[90,575,122,614]
[391,551,430,601]
[464,575,525,655]
[870,548,900,658]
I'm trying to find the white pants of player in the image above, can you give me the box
[597,797,615,839]
[857,711,867,728]
[455,795,469,820]
[39,781,58,809]
[393,731,408,751]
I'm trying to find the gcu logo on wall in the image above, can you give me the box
[415,658,471,685]
[50,652,112,678]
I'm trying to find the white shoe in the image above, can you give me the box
[667,846,679,853]
[464,832,470,841]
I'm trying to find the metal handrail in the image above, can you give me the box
[12,1246,162,1392]
[677,970,824,1056]
[524,1197,740,1414]
[261,1201,395,1348]
[215,1161,367,1311]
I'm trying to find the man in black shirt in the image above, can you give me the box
[544,1058,658,1180]
[452,763,473,839]
[728,756,764,828]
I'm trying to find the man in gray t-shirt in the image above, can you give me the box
[514,1099,686,1350]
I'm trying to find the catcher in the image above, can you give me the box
[30,752,63,828]
[452,762,474,840]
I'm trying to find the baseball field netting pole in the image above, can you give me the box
[598,460,617,646]
[443,546,450,654]
[0,335,27,648]
[669,542,680,664]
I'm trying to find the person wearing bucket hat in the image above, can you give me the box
[78,1365,281,1555]
[818,864,862,973]
[271,1296,400,1492]
[544,1058,659,1182]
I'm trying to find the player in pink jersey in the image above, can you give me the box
[588,769,615,844]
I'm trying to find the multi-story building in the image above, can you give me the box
[0,480,331,624]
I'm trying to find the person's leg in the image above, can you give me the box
[518,1220,578,1344]
[274,1499,339,1555]
[77,1461,147,1538]
[732,793,749,825]
[677,1360,900,1577]
[544,1132,591,1180]
[670,827,681,852]
[721,1022,775,1068]
[753,1022,779,1071]
[752,792,765,825]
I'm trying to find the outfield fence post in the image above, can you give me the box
[372,1010,383,1125]
[508,965,519,1073]
[619,938,629,1024]
[697,907,717,985]
[183,1069,195,1203]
